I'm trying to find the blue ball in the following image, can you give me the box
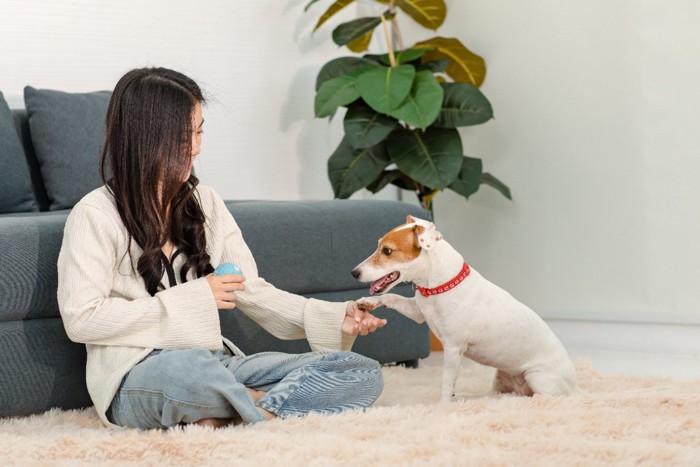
[214,263,242,276]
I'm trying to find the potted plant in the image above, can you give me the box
[305,0,511,214]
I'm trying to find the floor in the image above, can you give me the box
[426,348,700,381]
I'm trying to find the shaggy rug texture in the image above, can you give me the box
[1,354,698,466]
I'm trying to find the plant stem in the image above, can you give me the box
[387,1,405,51]
[379,13,396,67]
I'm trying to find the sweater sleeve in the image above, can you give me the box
[57,202,223,350]
[206,191,355,352]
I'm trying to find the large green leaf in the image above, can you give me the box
[395,0,446,30]
[378,47,430,66]
[313,0,356,32]
[347,29,374,52]
[414,37,486,87]
[481,172,512,199]
[388,70,443,130]
[435,82,493,128]
[328,137,391,198]
[332,15,386,46]
[367,169,418,193]
[417,58,448,74]
[314,75,360,118]
[387,127,463,189]
[357,64,416,114]
[316,57,377,91]
[344,103,398,149]
[448,156,483,199]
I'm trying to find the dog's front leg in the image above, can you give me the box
[440,345,463,402]
[357,294,425,324]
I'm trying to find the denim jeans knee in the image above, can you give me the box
[252,351,383,418]
[109,349,263,429]
[109,349,383,429]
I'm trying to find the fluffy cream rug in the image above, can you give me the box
[1,354,699,466]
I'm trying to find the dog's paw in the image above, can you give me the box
[355,297,383,312]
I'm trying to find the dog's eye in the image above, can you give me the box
[382,247,393,255]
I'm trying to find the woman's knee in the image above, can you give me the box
[152,349,220,385]
[329,351,382,371]
[322,352,384,396]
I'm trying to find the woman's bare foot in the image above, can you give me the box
[246,388,277,420]
[246,388,265,402]
[194,417,239,428]
[193,389,277,426]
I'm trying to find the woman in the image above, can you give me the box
[57,67,387,429]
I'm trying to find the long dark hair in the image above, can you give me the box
[100,67,214,295]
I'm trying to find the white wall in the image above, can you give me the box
[0,0,344,200]
[2,1,699,328]
[427,1,700,325]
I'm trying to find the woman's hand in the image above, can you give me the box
[342,301,387,336]
[206,274,245,309]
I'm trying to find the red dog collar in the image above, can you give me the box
[416,262,471,297]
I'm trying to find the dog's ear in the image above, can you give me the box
[406,215,417,224]
[414,223,442,250]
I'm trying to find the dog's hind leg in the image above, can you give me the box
[440,346,463,402]
[491,370,517,394]
[523,370,577,396]
[492,371,534,396]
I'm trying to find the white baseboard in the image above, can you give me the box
[542,311,700,380]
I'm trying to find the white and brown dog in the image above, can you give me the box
[352,216,578,402]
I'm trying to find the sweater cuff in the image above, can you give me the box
[156,278,222,349]
[303,299,351,352]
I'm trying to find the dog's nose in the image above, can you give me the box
[351,269,360,279]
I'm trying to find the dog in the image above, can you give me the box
[352,216,578,402]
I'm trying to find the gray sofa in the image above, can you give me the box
[0,88,430,418]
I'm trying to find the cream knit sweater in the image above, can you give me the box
[57,185,353,427]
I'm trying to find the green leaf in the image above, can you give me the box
[387,127,463,189]
[417,58,449,74]
[316,57,378,91]
[314,0,356,32]
[367,169,418,193]
[481,172,512,199]
[314,75,360,118]
[344,103,398,149]
[378,47,430,66]
[332,16,383,46]
[448,156,483,199]
[328,137,391,198]
[414,37,486,87]
[347,29,374,52]
[304,0,321,12]
[388,70,443,130]
[434,82,493,128]
[395,0,446,30]
[362,53,387,64]
[357,64,416,114]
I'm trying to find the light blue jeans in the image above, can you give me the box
[108,349,383,429]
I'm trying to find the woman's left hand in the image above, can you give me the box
[342,302,387,336]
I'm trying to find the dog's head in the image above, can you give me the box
[351,215,442,294]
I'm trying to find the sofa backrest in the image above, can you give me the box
[0,87,110,214]
[0,198,429,323]
[12,109,51,211]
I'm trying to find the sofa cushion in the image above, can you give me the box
[24,87,111,210]
[0,211,69,322]
[0,91,37,213]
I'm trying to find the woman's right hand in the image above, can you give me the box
[206,274,245,309]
